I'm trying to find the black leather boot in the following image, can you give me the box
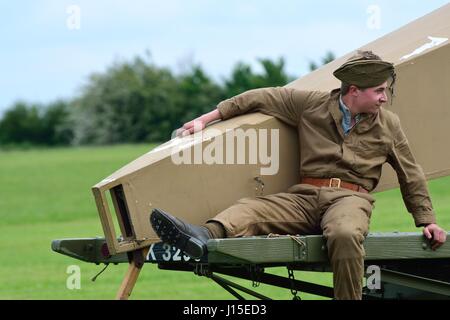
[150,208,211,259]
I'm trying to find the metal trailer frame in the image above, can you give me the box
[52,232,450,300]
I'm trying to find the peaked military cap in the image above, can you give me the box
[333,51,396,88]
[333,50,397,100]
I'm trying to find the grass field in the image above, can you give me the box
[1,144,449,300]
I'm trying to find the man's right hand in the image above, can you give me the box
[176,109,222,137]
[423,223,447,250]
[176,119,206,137]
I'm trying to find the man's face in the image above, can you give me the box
[355,81,388,114]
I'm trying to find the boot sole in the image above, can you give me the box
[150,209,206,259]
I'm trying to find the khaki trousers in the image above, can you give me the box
[208,183,375,300]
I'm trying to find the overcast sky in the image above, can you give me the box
[0,0,448,115]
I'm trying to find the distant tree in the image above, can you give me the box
[0,102,43,145]
[71,56,226,144]
[176,64,224,125]
[223,62,256,98]
[0,100,73,146]
[71,56,180,144]
[0,51,335,147]
[224,57,295,98]
[309,50,336,71]
[41,100,74,145]
[253,57,295,88]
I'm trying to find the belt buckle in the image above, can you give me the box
[329,178,341,188]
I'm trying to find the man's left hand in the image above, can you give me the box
[423,223,447,250]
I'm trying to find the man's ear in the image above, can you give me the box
[349,85,360,96]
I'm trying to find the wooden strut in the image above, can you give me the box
[116,247,150,300]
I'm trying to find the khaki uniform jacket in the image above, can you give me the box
[217,87,436,227]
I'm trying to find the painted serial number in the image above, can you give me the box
[146,242,200,262]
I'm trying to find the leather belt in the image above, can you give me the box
[300,177,369,194]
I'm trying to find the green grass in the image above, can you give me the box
[0,144,449,299]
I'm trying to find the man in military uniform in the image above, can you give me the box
[150,51,447,300]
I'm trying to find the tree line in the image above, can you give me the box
[0,52,334,147]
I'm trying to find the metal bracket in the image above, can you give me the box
[254,177,265,195]
[194,263,211,277]
[127,248,145,269]
[248,265,263,287]
[209,273,272,300]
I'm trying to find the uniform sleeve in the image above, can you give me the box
[387,115,436,227]
[217,87,311,127]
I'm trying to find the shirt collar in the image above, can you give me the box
[339,95,362,119]
[339,95,351,113]
[339,95,373,120]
